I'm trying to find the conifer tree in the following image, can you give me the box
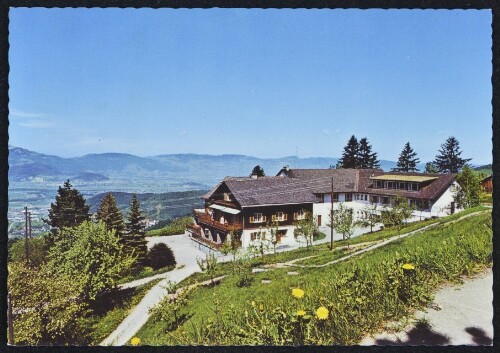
[393,142,420,172]
[124,194,148,267]
[337,135,359,169]
[96,193,125,237]
[357,137,380,169]
[45,180,90,246]
[425,162,438,173]
[433,136,471,173]
[250,165,265,177]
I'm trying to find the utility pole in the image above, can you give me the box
[24,206,29,264]
[330,177,334,251]
[8,292,14,345]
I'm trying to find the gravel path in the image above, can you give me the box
[360,268,493,345]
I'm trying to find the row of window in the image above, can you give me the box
[249,210,305,224]
[373,180,420,191]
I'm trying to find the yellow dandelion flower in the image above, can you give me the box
[130,337,141,346]
[316,306,329,320]
[402,263,415,270]
[291,288,305,299]
[297,310,306,317]
[251,300,256,307]
[259,304,264,311]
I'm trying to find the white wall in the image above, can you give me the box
[430,181,462,217]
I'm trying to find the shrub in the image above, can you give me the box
[147,243,176,270]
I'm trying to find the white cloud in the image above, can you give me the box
[10,109,47,118]
[18,120,53,128]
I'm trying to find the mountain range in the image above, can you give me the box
[8,145,418,187]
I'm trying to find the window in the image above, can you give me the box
[332,193,339,202]
[223,192,230,201]
[250,213,266,223]
[272,212,287,222]
[295,209,306,220]
[345,193,353,202]
[399,182,407,190]
[373,181,383,188]
[450,184,457,192]
[370,195,379,203]
[410,183,419,191]
[364,194,368,201]
[382,197,389,205]
[316,194,324,202]
[250,231,262,241]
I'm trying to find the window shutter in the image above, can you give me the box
[249,216,254,223]
[263,215,267,222]
[284,213,288,221]
[272,214,276,221]
[293,212,297,220]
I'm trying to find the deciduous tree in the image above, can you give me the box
[293,211,318,248]
[380,196,414,235]
[424,161,438,173]
[328,202,356,247]
[48,221,133,301]
[453,166,481,209]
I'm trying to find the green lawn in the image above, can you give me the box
[136,209,492,345]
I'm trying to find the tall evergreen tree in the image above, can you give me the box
[393,142,420,172]
[250,165,265,177]
[124,194,148,267]
[45,180,90,246]
[433,136,471,173]
[96,193,125,237]
[337,135,359,169]
[357,137,380,169]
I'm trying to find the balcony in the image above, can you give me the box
[194,210,243,232]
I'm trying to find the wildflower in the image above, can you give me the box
[251,300,256,307]
[402,263,415,270]
[297,310,306,317]
[130,337,141,346]
[291,288,305,299]
[316,306,329,320]
[259,304,264,311]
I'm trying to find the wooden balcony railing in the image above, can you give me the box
[186,223,202,236]
[194,211,243,231]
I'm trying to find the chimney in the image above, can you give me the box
[251,173,258,179]
[284,165,290,172]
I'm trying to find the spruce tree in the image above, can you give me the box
[357,137,380,169]
[393,142,420,172]
[433,136,471,173]
[124,194,148,268]
[45,180,90,246]
[96,193,125,237]
[425,162,437,173]
[250,165,265,177]
[338,135,359,169]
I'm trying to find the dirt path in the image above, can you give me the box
[360,268,493,345]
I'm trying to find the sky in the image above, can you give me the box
[8,8,492,164]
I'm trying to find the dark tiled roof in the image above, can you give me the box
[204,169,456,206]
[218,176,318,207]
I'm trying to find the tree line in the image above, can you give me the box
[335,135,471,174]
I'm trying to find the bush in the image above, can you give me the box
[147,243,176,270]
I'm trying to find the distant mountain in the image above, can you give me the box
[72,172,110,182]
[8,145,412,186]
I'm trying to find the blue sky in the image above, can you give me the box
[8,8,492,164]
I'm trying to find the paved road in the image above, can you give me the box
[101,234,207,345]
[360,268,493,345]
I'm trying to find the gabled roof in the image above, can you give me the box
[206,176,318,207]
